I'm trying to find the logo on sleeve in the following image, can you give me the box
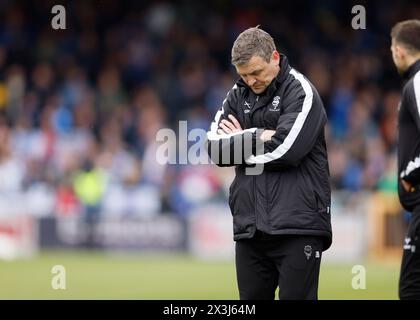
[404,237,417,253]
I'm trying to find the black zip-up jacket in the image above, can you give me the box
[206,55,332,250]
[398,59,420,212]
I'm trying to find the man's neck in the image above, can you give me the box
[403,55,420,79]
[406,54,420,70]
[270,65,281,83]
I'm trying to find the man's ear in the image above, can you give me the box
[272,50,280,63]
[395,45,406,60]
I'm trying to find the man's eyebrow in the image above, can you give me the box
[239,69,262,76]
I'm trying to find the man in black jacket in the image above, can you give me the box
[206,27,332,300]
[390,19,420,300]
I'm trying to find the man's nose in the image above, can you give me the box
[248,77,256,86]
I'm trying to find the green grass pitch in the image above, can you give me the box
[0,251,400,299]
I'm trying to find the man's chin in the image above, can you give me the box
[252,87,265,94]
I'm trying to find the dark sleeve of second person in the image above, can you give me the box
[400,76,420,186]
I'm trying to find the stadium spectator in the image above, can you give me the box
[0,1,417,220]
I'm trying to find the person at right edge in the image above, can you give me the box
[390,19,420,300]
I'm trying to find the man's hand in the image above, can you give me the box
[218,114,242,134]
[260,130,276,142]
[402,179,416,192]
[217,115,276,143]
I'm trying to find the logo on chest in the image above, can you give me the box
[269,96,281,112]
[244,101,251,113]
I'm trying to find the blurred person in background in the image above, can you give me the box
[0,1,409,220]
[390,19,420,299]
[0,2,417,285]
[73,151,107,248]
[206,27,332,300]
[0,116,25,194]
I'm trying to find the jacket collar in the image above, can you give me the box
[403,59,420,80]
[276,53,291,85]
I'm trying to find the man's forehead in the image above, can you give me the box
[236,56,267,73]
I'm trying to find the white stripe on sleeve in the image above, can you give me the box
[400,71,420,178]
[401,155,420,178]
[246,68,313,164]
[207,84,237,136]
[206,84,257,141]
[414,71,420,118]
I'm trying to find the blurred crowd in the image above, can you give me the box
[0,0,419,219]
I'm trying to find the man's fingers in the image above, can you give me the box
[219,122,232,134]
[267,130,276,138]
[218,116,243,134]
[401,179,415,192]
[228,114,242,130]
[260,129,277,142]
[221,119,236,131]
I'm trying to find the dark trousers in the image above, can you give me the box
[399,206,420,299]
[235,231,323,300]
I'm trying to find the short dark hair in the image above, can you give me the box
[231,26,276,66]
[391,19,420,53]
